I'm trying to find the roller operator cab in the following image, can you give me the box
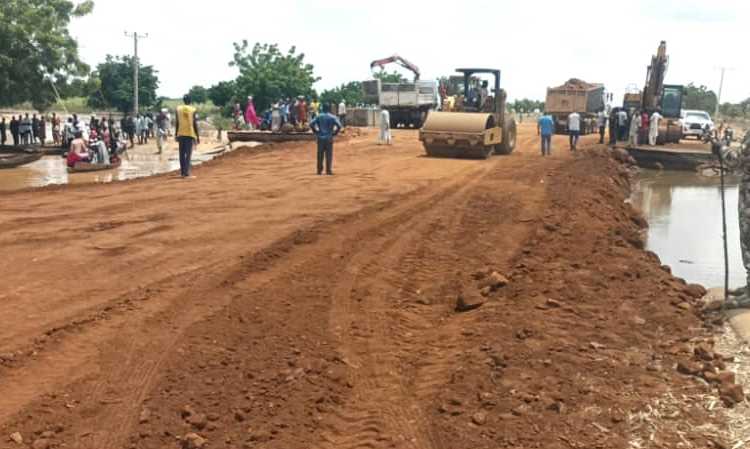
[419,68,516,159]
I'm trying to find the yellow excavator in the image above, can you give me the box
[624,41,684,144]
[419,68,516,159]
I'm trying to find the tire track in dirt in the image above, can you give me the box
[0,158,492,448]
[319,161,507,449]
[71,230,353,449]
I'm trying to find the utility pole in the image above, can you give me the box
[124,31,148,115]
[714,67,733,120]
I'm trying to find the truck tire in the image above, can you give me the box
[413,111,427,129]
[497,120,517,155]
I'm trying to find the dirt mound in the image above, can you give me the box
[553,78,599,90]
[339,127,364,139]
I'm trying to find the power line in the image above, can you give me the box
[124,31,148,115]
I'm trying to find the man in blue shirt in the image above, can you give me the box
[538,112,554,156]
[309,103,342,175]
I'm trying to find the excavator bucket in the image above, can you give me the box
[419,111,502,159]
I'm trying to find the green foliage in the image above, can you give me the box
[511,98,545,113]
[54,76,93,99]
[719,102,744,119]
[229,41,320,112]
[319,82,364,107]
[0,0,93,110]
[187,85,209,104]
[208,81,237,109]
[87,55,160,113]
[373,70,406,83]
[683,83,717,114]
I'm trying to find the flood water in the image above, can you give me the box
[630,170,744,288]
[0,143,250,192]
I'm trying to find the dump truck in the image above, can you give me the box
[545,79,606,134]
[362,55,440,128]
[362,78,439,128]
[418,68,516,159]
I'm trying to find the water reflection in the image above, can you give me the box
[630,170,744,288]
[0,143,249,192]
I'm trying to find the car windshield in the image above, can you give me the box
[686,112,710,121]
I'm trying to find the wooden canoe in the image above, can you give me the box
[61,145,126,158]
[622,144,715,171]
[0,150,44,169]
[227,131,315,143]
[67,159,122,173]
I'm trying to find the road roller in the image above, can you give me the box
[420,68,516,159]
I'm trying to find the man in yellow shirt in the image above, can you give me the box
[174,94,200,178]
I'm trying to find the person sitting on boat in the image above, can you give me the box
[89,137,110,165]
[66,131,92,168]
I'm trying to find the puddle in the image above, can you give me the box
[630,169,745,288]
[0,142,256,192]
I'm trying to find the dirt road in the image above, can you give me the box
[0,125,719,448]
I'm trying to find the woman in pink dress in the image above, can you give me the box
[244,96,261,130]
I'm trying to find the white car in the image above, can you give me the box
[680,109,714,139]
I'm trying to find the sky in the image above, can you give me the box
[68,0,750,105]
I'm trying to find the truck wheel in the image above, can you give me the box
[497,120,517,155]
[414,111,427,129]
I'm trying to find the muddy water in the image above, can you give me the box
[630,170,745,288]
[0,144,250,192]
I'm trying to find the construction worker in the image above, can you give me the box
[714,130,750,306]
[567,111,581,150]
[649,109,662,146]
[537,112,554,156]
[628,110,641,147]
[597,107,607,144]
[479,80,489,110]
[337,99,347,127]
[310,103,342,175]
[377,105,391,145]
[617,109,628,141]
[608,108,618,145]
[174,94,200,179]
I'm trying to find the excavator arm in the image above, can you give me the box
[643,41,669,110]
[370,55,421,81]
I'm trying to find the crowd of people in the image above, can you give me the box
[607,107,663,147]
[0,113,55,147]
[230,96,348,133]
[0,109,174,153]
[536,107,664,156]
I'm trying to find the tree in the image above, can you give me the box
[229,41,320,112]
[511,98,545,113]
[208,80,237,108]
[188,85,208,104]
[0,0,93,110]
[53,76,94,99]
[741,98,750,118]
[683,83,717,113]
[87,55,160,112]
[319,82,364,107]
[373,70,406,83]
[719,102,743,119]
